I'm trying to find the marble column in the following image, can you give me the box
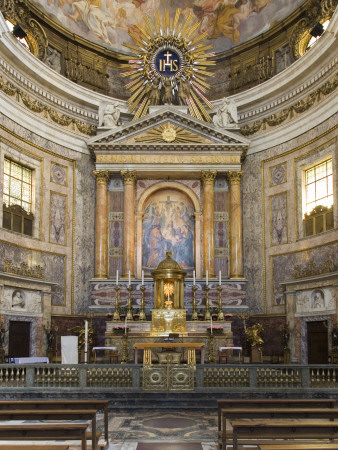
[227,171,244,279]
[94,170,109,279]
[121,170,137,278]
[201,170,217,278]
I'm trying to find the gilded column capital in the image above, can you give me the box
[201,170,217,183]
[93,170,109,185]
[227,170,243,185]
[121,170,137,184]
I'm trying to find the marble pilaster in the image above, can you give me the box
[227,171,244,278]
[201,170,217,278]
[121,170,137,278]
[94,170,109,278]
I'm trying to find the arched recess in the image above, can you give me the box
[136,182,202,279]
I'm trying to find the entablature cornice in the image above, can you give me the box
[92,143,248,153]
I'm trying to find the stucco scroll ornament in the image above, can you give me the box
[213,97,239,129]
[99,102,121,129]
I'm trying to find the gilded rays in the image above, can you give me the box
[121,9,215,122]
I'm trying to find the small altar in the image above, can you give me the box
[104,252,235,364]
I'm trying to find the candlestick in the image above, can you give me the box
[113,285,120,321]
[84,320,88,363]
[128,270,131,286]
[193,270,196,285]
[116,270,119,285]
[125,315,127,334]
[191,284,198,320]
[142,270,144,285]
[206,270,208,286]
[210,316,213,334]
[204,284,210,320]
[127,284,133,320]
[217,285,224,321]
[139,285,146,321]
[219,270,222,286]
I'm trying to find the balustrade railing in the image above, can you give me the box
[0,364,337,391]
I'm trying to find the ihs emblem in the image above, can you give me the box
[121,9,215,122]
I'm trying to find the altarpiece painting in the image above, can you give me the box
[142,189,195,273]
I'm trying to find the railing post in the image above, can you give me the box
[195,366,204,388]
[79,365,87,388]
[25,366,35,387]
[301,366,310,388]
[249,366,257,388]
[132,365,140,388]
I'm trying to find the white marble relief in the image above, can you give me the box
[2,288,42,314]
[296,287,335,314]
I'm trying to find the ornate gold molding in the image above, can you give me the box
[227,171,243,184]
[240,74,338,136]
[0,76,96,136]
[93,170,109,185]
[4,259,44,279]
[201,170,217,183]
[121,170,137,184]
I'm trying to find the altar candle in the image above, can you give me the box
[116,270,119,285]
[142,270,144,285]
[210,316,213,334]
[125,315,127,334]
[193,270,196,285]
[219,270,222,286]
[206,270,208,286]
[128,270,131,286]
[84,320,88,363]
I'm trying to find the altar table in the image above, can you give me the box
[11,357,49,364]
[133,343,205,365]
[92,346,117,362]
[219,346,243,363]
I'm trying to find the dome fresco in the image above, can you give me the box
[30,0,306,54]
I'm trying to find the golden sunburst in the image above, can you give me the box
[134,123,203,144]
[121,9,215,122]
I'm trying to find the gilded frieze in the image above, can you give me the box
[96,154,241,165]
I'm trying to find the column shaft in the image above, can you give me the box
[122,170,137,278]
[201,171,216,277]
[94,171,109,278]
[227,171,243,278]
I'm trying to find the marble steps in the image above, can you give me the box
[107,393,218,410]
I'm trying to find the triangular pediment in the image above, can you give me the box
[87,106,250,151]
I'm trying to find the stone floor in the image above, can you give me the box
[105,410,218,450]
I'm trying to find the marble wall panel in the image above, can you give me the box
[272,242,338,306]
[50,192,67,245]
[72,155,95,314]
[109,221,123,248]
[51,162,67,186]
[215,221,228,248]
[270,162,287,186]
[270,192,287,245]
[0,241,65,306]
[242,154,264,313]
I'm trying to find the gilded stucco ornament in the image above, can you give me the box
[121,9,215,122]
[240,74,338,136]
[0,75,96,136]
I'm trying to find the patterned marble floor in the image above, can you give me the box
[104,410,218,450]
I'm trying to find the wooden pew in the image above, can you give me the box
[0,399,109,445]
[0,409,98,450]
[231,420,338,450]
[0,423,88,450]
[217,398,336,434]
[220,408,338,449]
[258,445,338,450]
[0,446,69,450]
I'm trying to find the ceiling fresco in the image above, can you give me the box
[30,0,306,54]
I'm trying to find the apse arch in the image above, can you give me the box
[136,182,202,279]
